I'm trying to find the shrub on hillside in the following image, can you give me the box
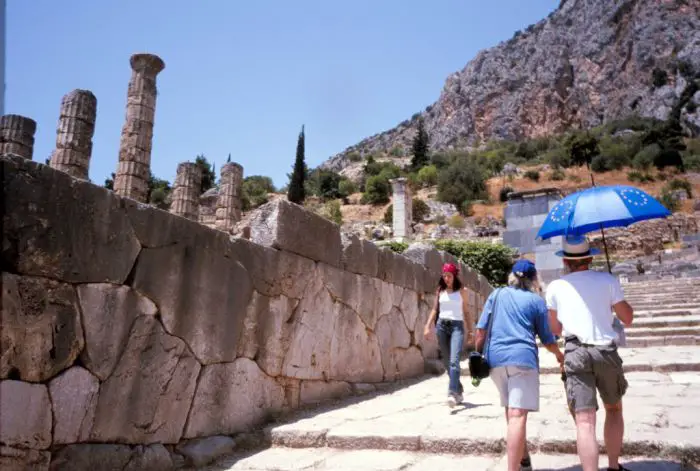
[321,200,343,225]
[362,175,391,205]
[437,156,488,208]
[338,179,357,198]
[242,175,276,210]
[666,178,693,199]
[633,144,661,170]
[524,169,540,182]
[382,241,408,254]
[499,186,515,202]
[659,187,681,212]
[550,169,566,181]
[433,240,517,286]
[627,171,654,183]
[417,165,438,187]
[447,214,466,229]
[347,152,362,162]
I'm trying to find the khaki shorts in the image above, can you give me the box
[490,365,540,411]
[564,340,628,412]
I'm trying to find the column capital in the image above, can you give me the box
[129,53,165,76]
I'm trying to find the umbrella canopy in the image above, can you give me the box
[537,185,671,240]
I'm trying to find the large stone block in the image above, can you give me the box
[175,436,236,468]
[282,274,336,380]
[184,358,285,438]
[248,200,342,268]
[0,380,52,449]
[48,366,100,445]
[329,303,383,383]
[1,155,140,283]
[377,248,422,292]
[230,238,316,300]
[404,242,443,288]
[320,263,384,330]
[77,283,157,380]
[236,290,299,377]
[1,273,84,382]
[392,346,425,380]
[375,307,412,380]
[130,218,252,364]
[340,233,379,278]
[0,447,50,471]
[89,316,201,444]
[49,444,172,471]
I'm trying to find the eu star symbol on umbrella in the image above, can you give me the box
[536,185,671,241]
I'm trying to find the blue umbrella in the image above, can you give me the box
[537,185,671,241]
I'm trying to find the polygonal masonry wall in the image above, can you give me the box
[0,154,492,470]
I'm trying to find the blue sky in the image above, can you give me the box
[7,0,558,189]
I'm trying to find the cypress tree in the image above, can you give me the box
[287,125,306,204]
[411,118,430,170]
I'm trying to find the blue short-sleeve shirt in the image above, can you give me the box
[476,287,556,370]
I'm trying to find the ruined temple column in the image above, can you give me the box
[0,114,36,159]
[113,53,165,202]
[49,89,97,179]
[390,177,412,241]
[170,162,202,220]
[215,162,244,233]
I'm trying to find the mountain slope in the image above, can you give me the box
[321,0,700,173]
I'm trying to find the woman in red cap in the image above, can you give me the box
[423,262,471,407]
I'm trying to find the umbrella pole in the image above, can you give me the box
[600,225,612,273]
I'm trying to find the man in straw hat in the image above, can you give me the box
[545,235,635,471]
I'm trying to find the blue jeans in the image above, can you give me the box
[436,319,464,395]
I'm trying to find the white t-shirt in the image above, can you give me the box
[545,270,625,345]
[438,290,463,321]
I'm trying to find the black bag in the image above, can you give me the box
[468,288,503,380]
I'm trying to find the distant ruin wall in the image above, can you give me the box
[0,154,492,470]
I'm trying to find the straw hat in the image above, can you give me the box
[555,235,601,259]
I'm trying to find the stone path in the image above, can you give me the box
[191,278,700,470]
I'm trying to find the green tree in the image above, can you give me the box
[104,172,116,190]
[433,240,517,286]
[195,154,216,194]
[417,165,438,187]
[287,125,307,204]
[566,132,599,168]
[242,175,276,211]
[362,175,391,205]
[436,156,488,209]
[410,118,430,170]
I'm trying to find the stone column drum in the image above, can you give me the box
[170,162,202,220]
[390,177,412,241]
[0,114,36,159]
[49,89,97,179]
[215,162,244,233]
[113,53,165,202]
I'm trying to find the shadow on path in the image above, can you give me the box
[537,460,698,471]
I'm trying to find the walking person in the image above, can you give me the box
[475,259,564,471]
[423,263,472,408]
[546,235,634,471]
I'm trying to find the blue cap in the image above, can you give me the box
[512,259,537,278]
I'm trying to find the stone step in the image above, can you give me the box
[533,345,700,373]
[625,326,700,337]
[634,309,695,318]
[632,314,700,329]
[194,448,693,471]
[622,336,699,347]
[261,372,700,468]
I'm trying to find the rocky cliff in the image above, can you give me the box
[321,0,700,173]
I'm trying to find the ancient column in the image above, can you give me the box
[170,162,202,220]
[113,53,165,202]
[215,162,244,233]
[0,114,36,159]
[49,89,97,179]
[390,177,413,241]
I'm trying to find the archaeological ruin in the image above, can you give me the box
[0,53,492,470]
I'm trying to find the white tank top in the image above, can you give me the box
[438,290,463,321]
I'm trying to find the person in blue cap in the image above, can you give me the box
[475,259,564,471]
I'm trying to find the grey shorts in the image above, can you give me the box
[564,340,628,412]
[490,365,540,411]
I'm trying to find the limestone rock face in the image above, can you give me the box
[48,366,100,445]
[1,155,140,283]
[1,273,84,382]
[340,233,380,278]
[175,436,236,468]
[49,444,172,471]
[89,316,201,444]
[248,199,342,268]
[0,380,52,449]
[320,0,700,168]
[184,358,285,438]
[375,307,413,381]
[0,447,50,471]
[299,380,352,406]
[77,283,157,380]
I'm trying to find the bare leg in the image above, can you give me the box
[506,407,528,471]
[575,409,598,471]
[604,402,624,470]
[504,408,530,461]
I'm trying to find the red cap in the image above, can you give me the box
[442,263,459,275]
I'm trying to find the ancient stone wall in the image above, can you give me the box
[0,154,492,470]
